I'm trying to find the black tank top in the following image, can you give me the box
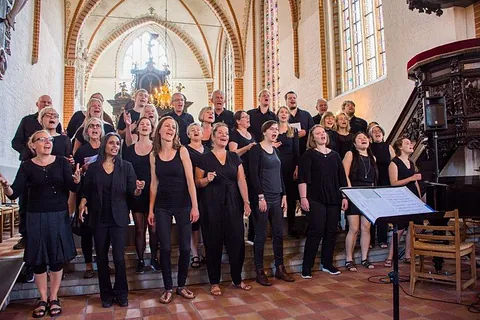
[350,154,376,186]
[392,157,419,197]
[370,142,391,186]
[155,150,191,209]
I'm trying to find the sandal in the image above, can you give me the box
[403,258,411,264]
[210,284,222,296]
[384,259,392,268]
[379,242,388,249]
[345,261,357,272]
[191,256,201,269]
[361,259,375,269]
[176,287,195,299]
[159,290,173,304]
[232,281,252,291]
[32,300,48,318]
[49,299,62,317]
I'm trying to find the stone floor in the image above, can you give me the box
[1,260,479,320]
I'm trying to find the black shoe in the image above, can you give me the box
[135,260,145,274]
[322,265,341,275]
[25,268,35,283]
[116,297,128,307]
[102,299,113,308]
[150,259,161,272]
[301,269,312,279]
[13,237,25,250]
[255,269,272,286]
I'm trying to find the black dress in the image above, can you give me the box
[229,129,255,175]
[347,154,377,216]
[74,123,115,146]
[8,156,78,267]
[337,133,353,160]
[198,151,245,285]
[326,129,338,153]
[370,142,391,186]
[123,144,152,214]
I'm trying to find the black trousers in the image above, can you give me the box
[302,200,340,271]
[19,194,26,237]
[156,207,191,290]
[81,231,93,264]
[93,223,127,302]
[201,207,245,285]
[253,198,284,270]
[370,221,388,245]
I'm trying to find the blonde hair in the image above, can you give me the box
[141,104,159,129]
[320,111,337,130]
[198,106,214,123]
[134,89,148,99]
[153,116,181,156]
[83,117,105,142]
[28,130,51,155]
[37,107,59,126]
[186,122,203,139]
[257,88,271,99]
[276,106,295,138]
[85,98,104,123]
[335,112,351,132]
[306,125,330,150]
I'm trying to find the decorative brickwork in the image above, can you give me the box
[63,65,76,126]
[234,77,244,111]
[86,0,126,51]
[332,3,342,96]
[31,0,41,65]
[475,2,480,37]
[318,0,328,99]
[289,0,300,78]
[226,0,244,66]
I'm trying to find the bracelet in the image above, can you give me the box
[244,201,250,205]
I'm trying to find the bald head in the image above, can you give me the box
[36,95,53,111]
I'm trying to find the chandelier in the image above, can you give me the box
[151,77,171,108]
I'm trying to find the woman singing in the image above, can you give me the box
[249,120,294,286]
[198,106,214,149]
[0,130,81,317]
[277,106,300,238]
[320,111,338,152]
[79,132,144,308]
[123,117,159,274]
[185,123,209,268]
[148,117,199,304]
[38,107,72,158]
[343,132,377,272]
[384,138,422,267]
[195,122,252,296]
[299,125,348,278]
[125,104,158,147]
[336,112,353,160]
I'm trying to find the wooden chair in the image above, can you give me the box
[0,187,16,240]
[409,209,476,303]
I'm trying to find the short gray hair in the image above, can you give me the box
[83,117,105,142]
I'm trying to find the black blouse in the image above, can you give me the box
[8,156,79,212]
[74,143,100,168]
[52,135,72,158]
[276,129,300,171]
[298,149,347,205]
[326,129,338,153]
[230,129,255,174]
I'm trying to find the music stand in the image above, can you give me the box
[341,186,440,320]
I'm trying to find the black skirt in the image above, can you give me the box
[25,210,77,266]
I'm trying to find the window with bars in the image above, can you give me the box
[221,39,234,111]
[340,0,386,92]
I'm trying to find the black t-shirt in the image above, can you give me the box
[74,123,115,146]
[247,108,277,142]
[288,108,314,155]
[99,168,115,224]
[8,156,79,212]
[74,143,100,168]
[326,129,338,153]
[117,109,141,131]
[52,135,72,158]
[163,111,194,146]
[229,129,255,174]
[199,151,242,187]
[298,149,347,205]
[350,116,368,134]
[66,111,86,139]
[313,113,324,125]
[214,109,235,131]
[277,129,299,175]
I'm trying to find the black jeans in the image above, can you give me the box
[81,231,93,264]
[302,200,340,271]
[156,207,192,290]
[253,197,284,270]
[370,221,388,245]
[93,223,127,302]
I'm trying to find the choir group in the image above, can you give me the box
[0,89,422,318]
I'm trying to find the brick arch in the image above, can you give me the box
[85,16,212,79]
[65,0,243,74]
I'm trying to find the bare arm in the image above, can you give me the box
[388,162,418,186]
[148,153,158,215]
[342,151,353,187]
[237,164,249,204]
[180,147,198,209]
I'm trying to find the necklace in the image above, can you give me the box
[315,147,328,157]
[360,155,371,179]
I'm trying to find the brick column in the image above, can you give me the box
[234,78,244,111]
[63,64,75,127]
[475,2,480,38]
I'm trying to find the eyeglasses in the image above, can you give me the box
[172,99,184,102]
[34,137,54,143]
[88,124,102,128]
[43,113,59,119]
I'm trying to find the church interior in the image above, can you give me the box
[0,0,480,319]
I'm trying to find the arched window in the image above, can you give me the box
[221,38,234,111]
[340,0,386,92]
[264,0,280,109]
[122,31,168,80]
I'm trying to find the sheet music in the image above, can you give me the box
[290,122,301,131]
[342,186,434,223]
[84,155,98,165]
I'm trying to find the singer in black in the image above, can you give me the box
[336,112,353,160]
[148,117,199,304]
[299,125,348,279]
[79,133,145,308]
[195,123,252,296]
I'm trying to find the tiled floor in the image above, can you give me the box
[1,262,479,320]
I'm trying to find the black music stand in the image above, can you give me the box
[341,186,440,320]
